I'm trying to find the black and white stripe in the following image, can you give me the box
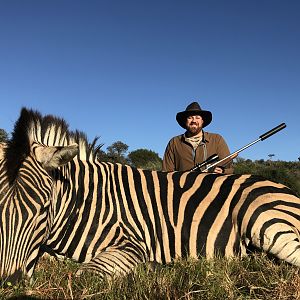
[1,108,300,283]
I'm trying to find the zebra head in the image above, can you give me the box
[0,108,78,283]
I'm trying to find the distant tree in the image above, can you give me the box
[96,148,111,162]
[257,159,265,164]
[106,141,129,164]
[268,154,275,160]
[128,149,162,170]
[0,129,8,143]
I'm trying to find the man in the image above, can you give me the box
[162,101,233,174]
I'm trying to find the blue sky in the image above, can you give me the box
[1,1,299,162]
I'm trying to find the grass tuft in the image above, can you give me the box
[1,254,300,299]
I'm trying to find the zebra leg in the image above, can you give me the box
[251,222,300,266]
[76,243,148,279]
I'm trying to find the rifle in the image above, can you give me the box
[190,123,287,172]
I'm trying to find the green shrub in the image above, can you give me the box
[234,158,300,196]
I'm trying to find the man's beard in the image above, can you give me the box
[186,124,201,136]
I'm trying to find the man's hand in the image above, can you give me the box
[213,166,224,174]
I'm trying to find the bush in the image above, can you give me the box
[234,158,300,196]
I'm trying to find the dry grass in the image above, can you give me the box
[1,253,300,299]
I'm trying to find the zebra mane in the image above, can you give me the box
[5,107,102,183]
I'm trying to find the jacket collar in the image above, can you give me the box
[182,130,209,143]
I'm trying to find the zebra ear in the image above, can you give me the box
[35,143,79,170]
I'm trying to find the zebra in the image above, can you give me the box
[1,107,300,283]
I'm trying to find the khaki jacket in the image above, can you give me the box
[162,131,233,174]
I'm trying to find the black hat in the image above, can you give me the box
[176,102,212,129]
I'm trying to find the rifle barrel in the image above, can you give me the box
[202,123,286,172]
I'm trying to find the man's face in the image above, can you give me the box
[185,114,203,135]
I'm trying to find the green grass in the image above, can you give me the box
[1,254,300,299]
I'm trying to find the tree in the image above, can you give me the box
[106,141,129,164]
[128,149,162,170]
[268,154,275,160]
[0,129,8,143]
[96,148,111,162]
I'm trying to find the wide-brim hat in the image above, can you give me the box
[176,102,212,129]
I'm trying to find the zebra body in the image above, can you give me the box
[1,108,300,282]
